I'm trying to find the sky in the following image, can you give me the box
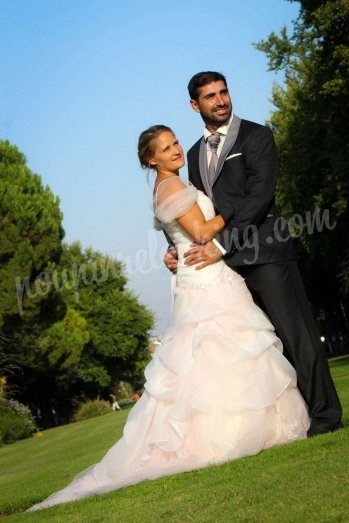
[0,0,300,334]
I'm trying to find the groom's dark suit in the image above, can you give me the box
[187,115,342,435]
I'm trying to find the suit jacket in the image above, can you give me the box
[187,116,296,267]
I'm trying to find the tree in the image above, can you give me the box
[0,140,64,326]
[0,140,67,424]
[255,0,349,350]
[18,243,154,425]
[59,243,154,391]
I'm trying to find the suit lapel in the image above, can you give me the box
[213,115,242,184]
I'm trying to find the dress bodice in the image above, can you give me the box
[155,185,226,286]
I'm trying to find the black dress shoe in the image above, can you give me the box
[307,421,344,438]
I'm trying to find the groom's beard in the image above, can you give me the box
[201,104,232,129]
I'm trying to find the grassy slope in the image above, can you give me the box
[1,356,348,522]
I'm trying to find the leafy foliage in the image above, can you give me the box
[0,334,20,398]
[73,399,111,422]
[38,307,90,376]
[0,398,37,445]
[0,140,68,424]
[255,0,349,344]
[13,243,154,426]
[58,243,154,391]
[0,140,64,326]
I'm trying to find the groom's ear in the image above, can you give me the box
[190,99,201,113]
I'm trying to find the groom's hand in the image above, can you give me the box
[184,241,222,270]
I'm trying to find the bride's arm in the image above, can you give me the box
[155,177,224,244]
[176,207,224,244]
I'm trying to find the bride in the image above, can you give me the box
[28,125,309,512]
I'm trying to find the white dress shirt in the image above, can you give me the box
[204,114,234,166]
[203,115,234,256]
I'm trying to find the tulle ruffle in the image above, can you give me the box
[154,177,198,223]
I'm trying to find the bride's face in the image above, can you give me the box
[150,131,185,173]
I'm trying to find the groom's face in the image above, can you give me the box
[190,81,232,131]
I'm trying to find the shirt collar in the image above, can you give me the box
[204,113,234,141]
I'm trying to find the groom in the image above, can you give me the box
[166,71,342,437]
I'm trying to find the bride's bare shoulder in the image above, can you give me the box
[153,176,188,197]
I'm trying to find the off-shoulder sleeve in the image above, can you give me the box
[154,177,198,223]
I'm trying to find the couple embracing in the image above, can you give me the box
[28,71,342,512]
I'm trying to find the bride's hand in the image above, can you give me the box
[183,241,222,270]
[164,248,178,274]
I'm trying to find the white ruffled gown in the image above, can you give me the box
[28,182,309,511]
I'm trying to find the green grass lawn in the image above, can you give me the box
[1,355,349,522]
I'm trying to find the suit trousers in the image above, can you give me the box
[235,261,342,434]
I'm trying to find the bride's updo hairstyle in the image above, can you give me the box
[138,125,173,169]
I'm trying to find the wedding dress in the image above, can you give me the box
[28,179,309,511]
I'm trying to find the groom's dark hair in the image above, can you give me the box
[188,71,227,101]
